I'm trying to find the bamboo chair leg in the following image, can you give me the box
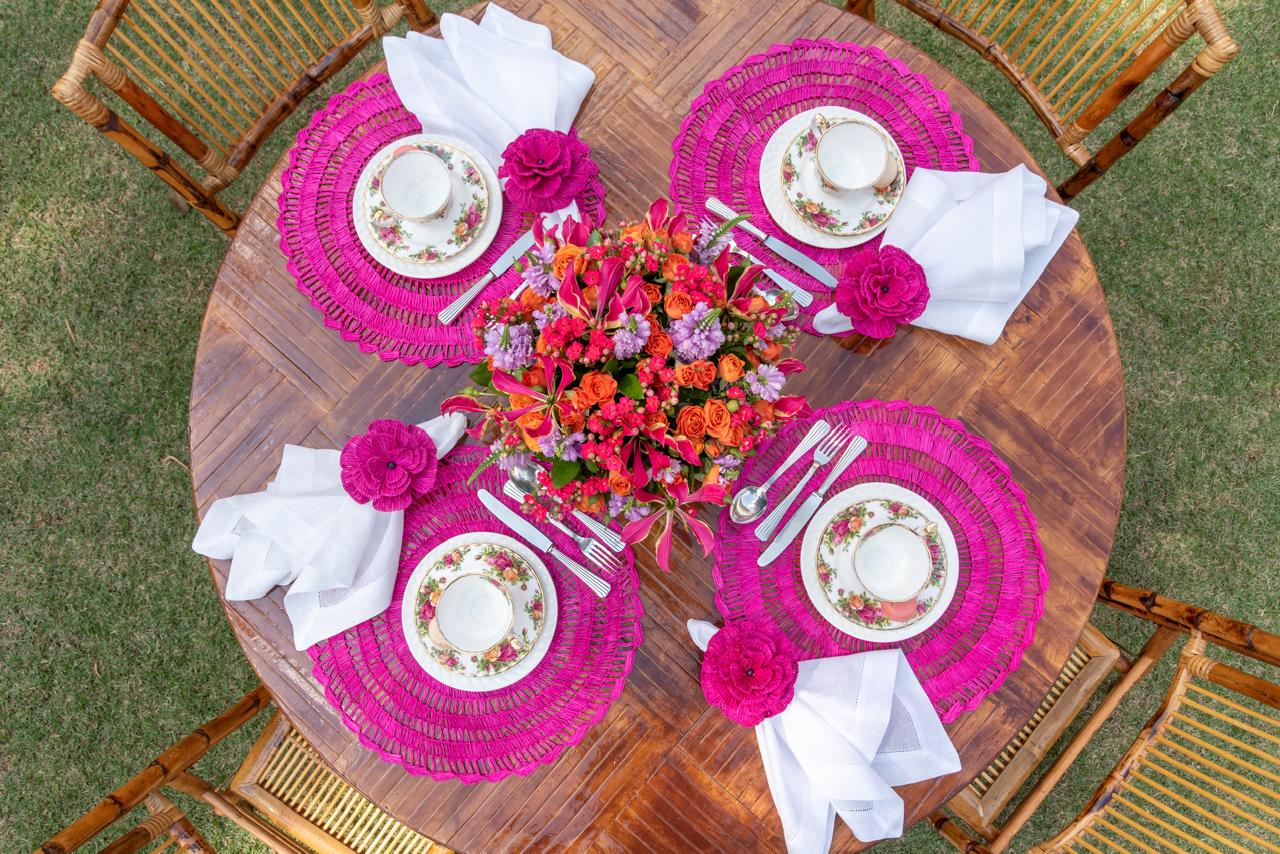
[930,811,995,852]
[984,626,1182,852]
[399,0,436,31]
[845,0,878,21]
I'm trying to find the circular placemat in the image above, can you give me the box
[310,446,642,782]
[668,39,979,328]
[279,74,607,366]
[713,399,1046,723]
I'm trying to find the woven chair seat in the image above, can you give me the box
[230,713,451,854]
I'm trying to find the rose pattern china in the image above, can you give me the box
[782,121,904,238]
[801,481,960,642]
[400,532,558,690]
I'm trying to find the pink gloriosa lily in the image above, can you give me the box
[622,480,729,571]
[487,354,574,437]
[559,256,647,329]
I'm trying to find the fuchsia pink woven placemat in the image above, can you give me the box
[713,399,1046,724]
[310,446,642,782]
[669,39,979,327]
[278,74,606,366]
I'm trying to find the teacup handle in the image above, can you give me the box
[809,112,831,138]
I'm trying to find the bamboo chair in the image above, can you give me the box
[842,0,1237,200]
[52,0,436,236]
[36,684,451,854]
[929,579,1280,853]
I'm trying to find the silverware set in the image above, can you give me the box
[476,485,617,599]
[439,228,537,325]
[705,196,837,289]
[729,420,868,566]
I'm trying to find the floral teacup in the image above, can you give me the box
[380,146,452,222]
[809,114,900,194]
[852,522,933,620]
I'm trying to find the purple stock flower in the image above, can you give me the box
[745,364,785,402]
[669,302,725,362]
[521,241,557,298]
[539,422,585,462]
[339,420,438,512]
[611,312,652,360]
[692,217,729,265]
[533,301,567,331]
[483,322,535,372]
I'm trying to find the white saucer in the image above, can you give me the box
[759,107,903,249]
[353,134,503,280]
[401,531,557,691]
[800,482,960,642]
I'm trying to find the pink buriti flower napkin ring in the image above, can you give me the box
[698,619,799,726]
[340,419,439,511]
[498,128,596,215]
[831,244,929,339]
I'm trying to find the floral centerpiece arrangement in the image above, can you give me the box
[444,200,810,570]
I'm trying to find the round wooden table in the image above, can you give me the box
[190,0,1126,849]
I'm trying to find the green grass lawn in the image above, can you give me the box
[1,0,1276,851]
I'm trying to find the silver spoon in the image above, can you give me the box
[728,420,833,523]
[508,462,626,553]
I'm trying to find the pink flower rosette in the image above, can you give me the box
[700,620,798,726]
[833,244,930,339]
[498,128,594,214]
[339,419,438,512]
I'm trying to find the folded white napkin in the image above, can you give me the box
[383,3,595,168]
[193,414,466,650]
[814,165,1079,345]
[688,621,961,851]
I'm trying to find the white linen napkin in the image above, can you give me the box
[192,414,466,650]
[814,164,1079,345]
[688,620,961,851]
[383,3,595,168]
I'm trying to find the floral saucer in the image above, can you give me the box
[758,107,903,249]
[781,119,904,238]
[800,482,959,642]
[400,532,557,691]
[352,133,503,280]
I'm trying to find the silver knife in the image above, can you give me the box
[757,436,868,567]
[706,196,838,289]
[439,229,538,325]
[477,488,611,598]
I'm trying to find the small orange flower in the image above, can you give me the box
[518,409,545,431]
[704,463,721,485]
[645,330,673,358]
[577,493,606,513]
[577,371,617,406]
[561,407,586,433]
[676,405,707,439]
[751,399,775,422]
[722,424,745,448]
[509,392,536,410]
[520,287,547,311]
[693,360,717,388]
[704,440,723,457]
[718,353,745,383]
[521,428,541,452]
[673,363,697,387]
[662,253,689,282]
[760,341,783,361]
[642,282,663,306]
[621,223,648,244]
[644,410,669,430]
[671,228,695,254]
[552,244,584,281]
[521,365,546,391]
[704,399,733,441]
[664,290,694,319]
[609,473,633,496]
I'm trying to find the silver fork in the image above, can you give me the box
[723,235,813,308]
[503,482,623,575]
[754,424,855,541]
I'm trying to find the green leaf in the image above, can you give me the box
[469,361,493,387]
[467,452,499,486]
[603,357,620,374]
[618,374,644,400]
[550,458,582,488]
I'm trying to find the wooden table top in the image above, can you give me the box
[189,0,1126,849]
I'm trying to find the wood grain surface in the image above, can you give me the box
[188,0,1126,850]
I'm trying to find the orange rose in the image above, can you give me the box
[642,282,662,306]
[552,244,584,281]
[704,399,733,441]
[520,287,547,311]
[751,399,775,422]
[672,228,695,254]
[561,407,586,433]
[704,464,722,485]
[760,341,783,361]
[577,493,606,513]
[521,365,546,390]
[621,223,648,244]
[509,392,536,410]
[689,436,705,455]
[521,428,541,452]
[664,290,694,319]
[518,409,545,431]
[578,371,617,406]
[673,363,697,387]
[645,330,673,358]
[718,354,745,383]
[609,473,633,496]
[644,410,669,431]
[704,440,723,457]
[662,254,689,282]
[721,424,745,448]
[693,360,716,388]
[676,405,707,439]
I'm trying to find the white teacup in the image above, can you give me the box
[852,523,931,603]
[380,146,452,222]
[810,115,899,193]
[435,573,513,653]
